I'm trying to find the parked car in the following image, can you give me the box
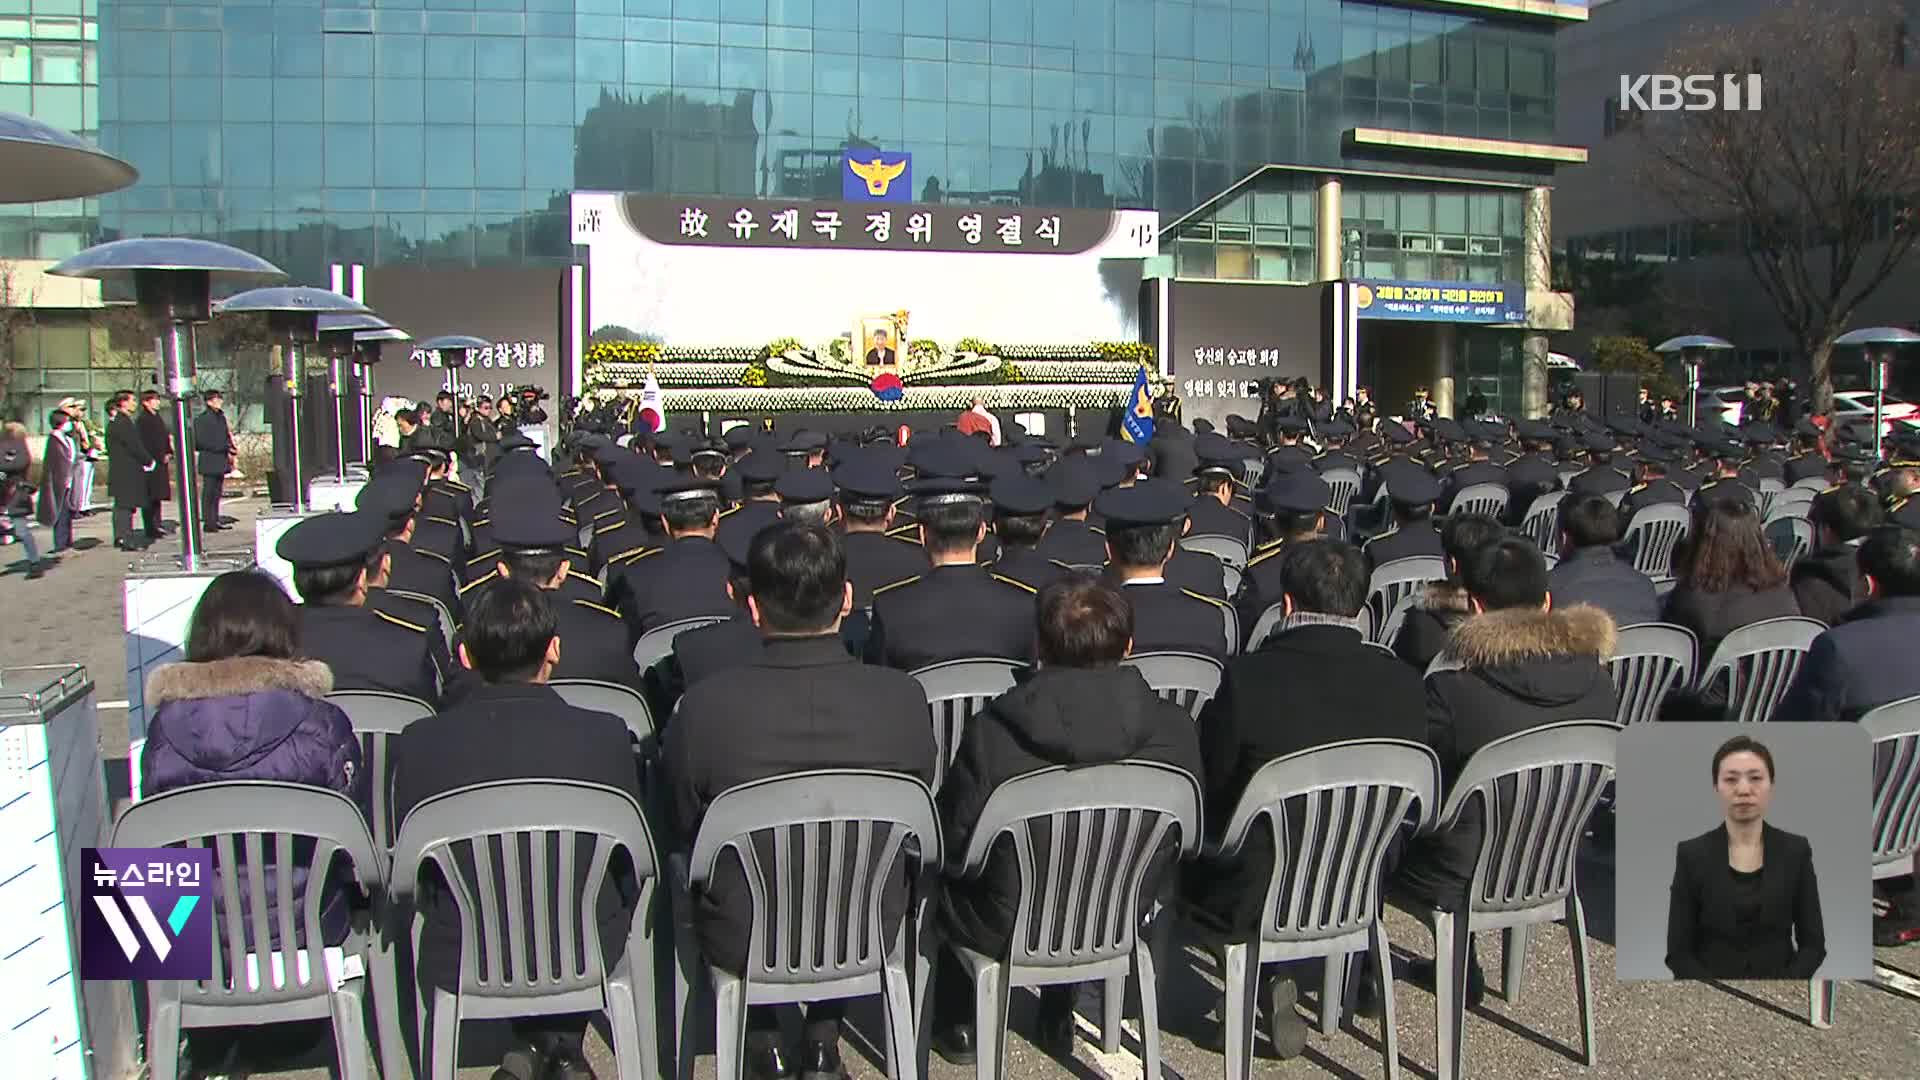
[1830,390,1920,432]
[1700,385,1747,426]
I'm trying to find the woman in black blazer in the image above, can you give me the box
[1667,735,1826,979]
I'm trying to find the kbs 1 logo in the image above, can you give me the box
[1619,73,1762,113]
[81,848,212,980]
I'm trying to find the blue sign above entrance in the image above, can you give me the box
[1352,279,1525,324]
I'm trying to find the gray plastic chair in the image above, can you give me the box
[1322,468,1361,518]
[1790,475,1829,493]
[390,779,662,1080]
[1218,560,1243,598]
[325,690,435,852]
[1449,482,1509,521]
[1183,534,1249,572]
[1121,651,1225,719]
[1605,623,1699,726]
[1376,591,1423,653]
[1651,575,1678,597]
[1388,720,1618,1080]
[579,523,595,548]
[386,588,458,655]
[947,762,1201,1080]
[1520,491,1567,551]
[1366,557,1447,645]
[1556,467,1581,489]
[113,782,406,1080]
[1765,515,1814,570]
[912,658,1025,792]
[1811,694,1920,1027]
[1697,616,1825,723]
[549,678,658,755]
[1240,457,1267,489]
[1765,488,1816,524]
[1757,477,1784,517]
[632,615,730,671]
[670,771,940,1080]
[1219,598,1242,656]
[1244,602,1287,654]
[1620,504,1691,577]
[1187,740,1440,1080]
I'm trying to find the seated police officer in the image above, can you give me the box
[1098,479,1233,662]
[278,510,444,704]
[668,522,937,1080]
[1035,456,1109,567]
[832,455,928,607]
[985,472,1068,593]
[356,464,466,624]
[714,449,786,557]
[391,579,643,1080]
[1236,466,1331,637]
[866,476,1038,670]
[1362,462,1446,569]
[610,475,736,640]
[1189,434,1255,547]
[484,495,641,691]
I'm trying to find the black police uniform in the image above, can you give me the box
[409,513,466,562]
[1187,495,1253,546]
[1164,547,1228,600]
[1617,477,1687,525]
[841,530,929,608]
[1691,478,1760,512]
[866,564,1036,670]
[1440,459,1508,510]
[1313,449,1363,475]
[1783,454,1827,486]
[385,540,463,622]
[1034,518,1106,567]
[278,511,446,705]
[1264,444,1313,472]
[713,499,782,559]
[1568,463,1631,498]
[366,588,460,696]
[1234,467,1330,632]
[610,534,736,638]
[1505,450,1563,513]
[985,546,1068,593]
[1094,482,1233,661]
[590,511,655,572]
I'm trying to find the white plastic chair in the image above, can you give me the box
[1521,491,1567,551]
[912,658,1025,792]
[1321,468,1361,518]
[549,678,657,754]
[1605,623,1698,726]
[1183,534,1249,572]
[1448,482,1509,521]
[1619,504,1690,578]
[632,615,730,671]
[325,689,435,851]
[1697,616,1825,723]
[1122,650,1226,718]
[1389,720,1618,1080]
[1765,515,1813,570]
[1366,557,1447,645]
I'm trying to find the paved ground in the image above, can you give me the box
[4,493,1918,1079]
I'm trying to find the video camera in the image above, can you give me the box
[512,384,550,424]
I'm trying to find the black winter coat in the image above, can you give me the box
[1391,581,1472,672]
[136,408,173,502]
[1789,543,1867,629]
[106,412,154,507]
[1394,605,1618,908]
[939,665,1202,956]
[1661,581,1801,665]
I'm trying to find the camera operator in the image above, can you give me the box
[463,395,498,489]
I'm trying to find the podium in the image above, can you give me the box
[0,665,138,1079]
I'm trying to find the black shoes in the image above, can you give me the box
[930,1022,977,1065]
[1032,990,1077,1058]
[546,1051,595,1080]
[490,1042,545,1080]
[25,561,45,580]
[1407,955,1487,1009]
[1262,973,1309,1059]
[746,1038,792,1080]
[798,1039,847,1080]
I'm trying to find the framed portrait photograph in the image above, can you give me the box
[856,315,905,368]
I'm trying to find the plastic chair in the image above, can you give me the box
[1321,468,1361,518]
[632,615,730,671]
[1765,515,1813,570]
[1240,457,1267,490]
[1696,616,1825,723]
[550,678,658,756]
[1186,740,1440,1080]
[1520,491,1567,551]
[1122,651,1226,718]
[1243,602,1286,654]
[1766,489,1816,524]
[1603,623,1698,726]
[1449,482,1509,521]
[391,779,662,1080]
[670,771,940,1080]
[1219,561,1244,598]
[1388,720,1618,1080]
[1183,534,1250,572]
[1541,550,1559,572]
[113,782,406,1080]
[1219,598,1242,656]
[1651,575,1678,598]
[1790,476,1829,493]
[325,690,434,851]
[386,588,457,654]
[1619,504,1690,578]
[1811,694,1920,1026]
[947,762,1201,1080]
[1376,591,1424,652]
[1366,557,1447,644]
[1757,477,1784,517]
[912,658,1025,792]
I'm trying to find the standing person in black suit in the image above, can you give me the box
[104,390,157,551]
[390,578,643,1080]
[667,522,937,1080]
[192,389,237,532]
[136,390,174,541]
[1666,735,1826,980]
[36,409,78,557]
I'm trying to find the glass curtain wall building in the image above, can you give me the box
[0,0,1587,426]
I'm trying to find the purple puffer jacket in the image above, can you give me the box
[140,656,370,950]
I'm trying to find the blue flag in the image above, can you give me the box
[1121,366,1156,445]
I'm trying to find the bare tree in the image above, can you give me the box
[0,263,27,412]
[1636,0,1920,413]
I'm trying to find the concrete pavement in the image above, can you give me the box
[4,493,1917,1079]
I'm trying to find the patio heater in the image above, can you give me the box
[213,287,372,513]
[1654,334,1735,429]
[315,312,395,479]
[0,111,137,202]
[413,334,492,445]
[1832,326,1920,462]
[352,327,411,462]
[47,239,286,570]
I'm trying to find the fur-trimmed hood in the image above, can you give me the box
[1446,604,1617,669]
[146,656,333,707]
